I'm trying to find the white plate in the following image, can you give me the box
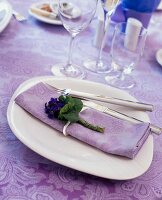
[156,49,162,66]
[0,1,12,33]
[7,76,153,180]
[28,1,62,25]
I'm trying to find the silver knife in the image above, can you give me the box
[44,82,154,112]
[83,100,162,135]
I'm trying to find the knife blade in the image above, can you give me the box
[83,100,162,135]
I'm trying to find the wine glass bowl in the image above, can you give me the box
[105,22,147,89]
[59,3,81,20]
[103,0,119,12]
[83,0,119,73]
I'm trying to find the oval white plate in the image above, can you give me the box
[0,1,12,33]
[7,76,153,180]
[156,48,162,66]
[28,1,62,25]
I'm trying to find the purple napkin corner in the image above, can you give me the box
[15,82,151,159]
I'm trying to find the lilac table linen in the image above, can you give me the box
[15,82,151,159]
[1,0,162,198]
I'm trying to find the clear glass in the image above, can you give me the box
[83,0,119,73]
[50,0,98,79]
[105,22,147,89]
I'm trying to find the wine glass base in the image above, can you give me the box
[51,63,85,79]
[84,59,111,73]
[105,69,121,77]
[105,75,135,89]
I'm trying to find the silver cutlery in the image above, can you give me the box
[44,83,153,112]
[83,100,162,135]
[12,10,27,22]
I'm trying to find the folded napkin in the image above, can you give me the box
[111,0,161,28]
[15,82,151,159]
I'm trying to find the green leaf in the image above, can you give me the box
[58,96,83,123]
[72,98,83,112]
[59,103,73,114]
[61,111,79,122]
[59,95,66,102]
[65,96,74,104]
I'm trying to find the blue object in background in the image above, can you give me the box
[111,0,161,28]
[122,0,161,13]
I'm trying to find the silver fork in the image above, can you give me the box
[12,10,27,22]
[43,82,153,112]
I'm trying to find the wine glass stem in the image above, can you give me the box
[96,15,110,67]
[97,36,104,64]
[67,35,75,67]
[119,71,125,81]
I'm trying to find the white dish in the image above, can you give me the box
[0,1,12,33]
[28,1,62,25]
[156,49,162,66]
[7,76,153,180]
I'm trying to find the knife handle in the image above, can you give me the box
[71,91,153,112]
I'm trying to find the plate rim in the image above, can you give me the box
[28,1,62,25]
[0,1,12,33]
[7,76,153,180]
[156,48,162,66]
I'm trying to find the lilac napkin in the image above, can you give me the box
[15,82,151,159]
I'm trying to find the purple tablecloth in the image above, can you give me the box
[1,0,162,199]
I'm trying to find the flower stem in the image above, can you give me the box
[78,118,105,133]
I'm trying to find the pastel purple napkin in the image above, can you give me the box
[15,82,151,159]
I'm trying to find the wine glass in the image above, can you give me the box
[83,0,119,73]
[105,21,147,89]
[50,0,98,79]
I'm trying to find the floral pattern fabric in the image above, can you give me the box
[0,0,162,199]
